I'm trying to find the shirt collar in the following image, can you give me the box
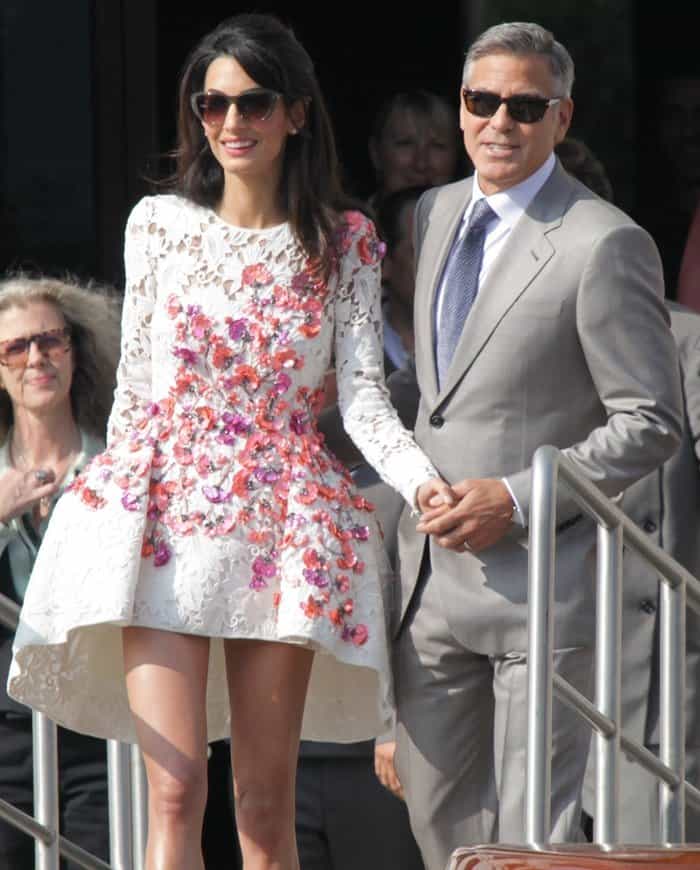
[467,152,556,230]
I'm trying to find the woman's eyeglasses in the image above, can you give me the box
[462,89,561,124]
[190,88,281,126]
[0,327,72,368]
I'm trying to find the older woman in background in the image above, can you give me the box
[368,89,463,206]
[0,274,119,869]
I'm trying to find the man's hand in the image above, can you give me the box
[416,478,514,552]
[374,740,404,800]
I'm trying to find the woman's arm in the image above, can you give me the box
[107,197,158,445]
[333,213,450,509]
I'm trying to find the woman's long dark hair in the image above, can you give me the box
[174,13,357,276]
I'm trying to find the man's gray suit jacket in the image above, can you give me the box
[396,162,683,654]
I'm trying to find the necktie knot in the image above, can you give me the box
[467,199,496,234]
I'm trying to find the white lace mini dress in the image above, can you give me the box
[7,195,438,743]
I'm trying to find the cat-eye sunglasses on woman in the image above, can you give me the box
[190,88,282,126]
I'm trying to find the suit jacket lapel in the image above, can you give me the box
[436,163,573,402]
[414,179,472,403]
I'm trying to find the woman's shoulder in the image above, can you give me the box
[335,210,385,266]
[124,195,217,257]
[126,193,205,232]
[337,209,375,235]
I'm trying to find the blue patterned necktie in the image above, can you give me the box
[436,199,496,387]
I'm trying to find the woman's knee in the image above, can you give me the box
[235,774,293,847]
[148,758,208,824]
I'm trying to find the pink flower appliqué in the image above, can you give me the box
[153,541,171,567]
[227,318,248,340]
[275,372,292,395]
[250,555,277,589]
[202,485,230,504]
[121,492,140,512]
[290,411,307,435]
[174,347,198,365]
[242,264,273,287]
[351,624,369,646]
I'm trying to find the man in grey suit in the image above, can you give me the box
[392,21,683,869]
[583,301,700,842]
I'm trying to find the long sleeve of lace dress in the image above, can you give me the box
[333,213,439,507]
[107,198,157,445]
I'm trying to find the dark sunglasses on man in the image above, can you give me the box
[190,88,281,126]
[0,327,72,368]
[462,88,561,124]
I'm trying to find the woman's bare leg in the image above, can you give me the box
[123,627,210,870]
[225,639,314,870]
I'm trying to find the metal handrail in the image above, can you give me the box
[526,445,700,846]
[0,591,147,869]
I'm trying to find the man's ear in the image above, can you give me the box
[554,97,574,145]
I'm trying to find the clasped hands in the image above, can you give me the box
[415,477,515,552]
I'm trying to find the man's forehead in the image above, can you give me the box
[467,52,555,82]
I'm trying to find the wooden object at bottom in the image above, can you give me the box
[449,844,700,869]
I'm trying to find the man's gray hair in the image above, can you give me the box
[463,22,575,97]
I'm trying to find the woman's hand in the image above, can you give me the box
[415,477,455,515]
[0,467,58,525]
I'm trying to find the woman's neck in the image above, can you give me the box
[218,172,286,229]
[10,405,81,468]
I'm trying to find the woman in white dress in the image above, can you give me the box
[8,13,452,870]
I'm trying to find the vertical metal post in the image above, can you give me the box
[660,577,686,843]
[131,744,148,870]
[33,711,59,870]
[594,523,623,845]
[526,447,558,844]
[108,740,134,869]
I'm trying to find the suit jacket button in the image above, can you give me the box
[639,599,657,614]
[429,413,444,428]
[643,519,657,533]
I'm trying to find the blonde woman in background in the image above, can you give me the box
[0,274,119,869]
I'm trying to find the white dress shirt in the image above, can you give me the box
[434,153,556,327]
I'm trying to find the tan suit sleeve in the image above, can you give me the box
[506,223,683,524]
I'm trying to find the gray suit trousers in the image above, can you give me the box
[394,563,593,870]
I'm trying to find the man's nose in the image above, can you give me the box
[489,102,514,130]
